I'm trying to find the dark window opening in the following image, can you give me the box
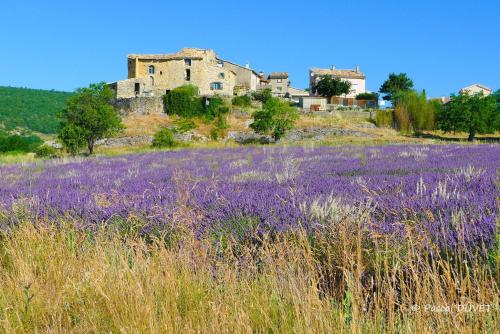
[210,82,223,90]
[185,69,191,81]
[149,65,155,75]
[218,72,225,79]
[160,71,163,75]
[185,59,192,66]
[134,83,140,95]
[165,90,171,95]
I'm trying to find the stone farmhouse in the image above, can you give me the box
[109,48,262,98]
[309,66,367,106]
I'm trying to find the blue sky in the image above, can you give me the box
[0,0,498,97]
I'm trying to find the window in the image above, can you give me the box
[134,83,141,95]
[277,79,282,83]
[148,65,155,75]
[185,69,191,81]
[184,59,192,66]
[211,82,223,90]
[160,71,163,76]
[218,72,225,79]
[277,86,283,91]
[216,60,224,67]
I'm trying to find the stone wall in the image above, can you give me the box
[113,97,165,116]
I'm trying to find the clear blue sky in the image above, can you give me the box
[1,0,498,97]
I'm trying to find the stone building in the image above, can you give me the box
[309,66,366,102]
[220,60,261,95]
[110,48,238,98]
[266,72,290,97]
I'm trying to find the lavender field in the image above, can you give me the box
[1,144,498,252]
[1,144,499,332]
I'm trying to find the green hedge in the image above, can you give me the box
[375,110,393,128]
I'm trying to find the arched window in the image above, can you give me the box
[148,65,155,75]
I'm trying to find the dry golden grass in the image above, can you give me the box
[0,217,497,333]
[121,114,173,137]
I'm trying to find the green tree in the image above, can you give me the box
[379,73,414,102]
[58,124,86,155]
[250,97,298,140]
[437,92,499,141]
[59,82,123,155]
[314,75,352,100]
[355,92,379,101]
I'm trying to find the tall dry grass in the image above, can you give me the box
[0,203,498,333]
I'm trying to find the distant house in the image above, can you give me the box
[220,60,261,95]
[309,66,366,106]
[287,86,309,103]
[267,72,290,97]
[459,83,492,96]
[298,96,328,111]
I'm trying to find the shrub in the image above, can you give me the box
[355,92,379,101]
[210,114,229,140]
[152,128,176,148]
[164,85,202,117]
[375,109,393,128]
[232,95,251,107]
[0,131,43,153]
[251,89,272,104]
[173,118,197,133]
[205,95,229,120]
[35,145,58,158]
[250,97,298,140]
[394,90,436,134]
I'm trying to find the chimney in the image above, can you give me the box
[355,65,360,73]
[245,63,250,69]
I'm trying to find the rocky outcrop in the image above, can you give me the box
[226,131,275,144]
[283,127,376,141]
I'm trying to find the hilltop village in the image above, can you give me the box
[108,47,376,114]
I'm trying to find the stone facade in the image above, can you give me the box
[267,72,289,97]
[221,60,261,94]
[309,66,366,98]
[113,96,165,116]
[112,48,237,98]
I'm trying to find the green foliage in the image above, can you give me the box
[355,92,379,101]
[164,85,202,117]
[374,109,393,128]
[59,82,122,155]
[251,89,273,104]
[232,95,251,107]
[173,118,197,133]
[152,128,176,148]
[210,115,230,140]
[0,86,72,134]
[437,91,499,141]
[250,97,299,140]
[0,130,43,153]
[379,73,414,102]
[393,90,436,134]
[314,75,352,99]
[58,124,86,155]
[205,95,229,120]
[34,145,58,158]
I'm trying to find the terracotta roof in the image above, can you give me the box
[310,68,365,79]
[128,48,213,60]
[268,72,289,79]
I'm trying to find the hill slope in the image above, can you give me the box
[0,86,73,134]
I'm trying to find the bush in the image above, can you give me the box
[251,89,272,104]
[232,95,251,107]
[394,90,436,134]
[152,128,176,148]
[250,97,298,140]
[173,118,197,133]
[210,115,230,140]
[164,85,202,118]
[356,92,379,101]
[0,131,43,153]
[205,95,229,121]
[375,109,393,128]
[35,145,58,158]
